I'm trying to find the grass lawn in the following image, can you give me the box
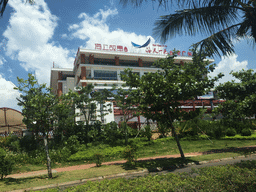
[2,137,256,191]
[1,152,254,191]
[10,138,256,175]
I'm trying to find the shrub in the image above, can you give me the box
[141,125,152,141]
[123,145,137,167]
[65,135,80,154]
[0,148,14,179]
[226,128,236,136]
[241,129,252,136]
[20,134,38,152]
[93,153,104,167]
[158,122,171,137]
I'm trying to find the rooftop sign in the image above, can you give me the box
[94,43,193,57]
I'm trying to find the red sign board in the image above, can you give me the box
[95,43,128,52]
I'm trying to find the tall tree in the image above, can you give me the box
[215,69,256,122]
[73,84,112,144]
[120,0,256,57]
[14,74,57,179]
[122,51,223,159]
[112,84,140,145]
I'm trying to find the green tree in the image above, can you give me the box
[112,85,140,145]
[122,51,223,159]
[73,84,112,145]
[215,69,256,126]
[121,0,256,57]
[14,74,57,178]
[52,91,76,144]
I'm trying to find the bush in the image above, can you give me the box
[158,122,171,137]
[123,145,137,167]
[93,153,104,167]
[0,148,14,179]
[65,135,80,154]
[141,125,152,141]
[20,134,38,152]
[241,129,252,136]
[226,128,236,136]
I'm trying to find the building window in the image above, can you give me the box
[94,70,117,80]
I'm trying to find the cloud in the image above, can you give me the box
[0,74,21,111]
[0,56,6,66]
[68,7,155,53]
[209,54,249,86]
[3,0,74,85]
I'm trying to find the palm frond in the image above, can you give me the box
[0,0,8,17]
[191,23,242,57]
[153,6,240,43]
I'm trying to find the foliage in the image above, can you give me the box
[14,73,58,178]
[111,84,140,145]
[122,51,223,159]
[68,146,125,162]
[65,135,80,154]
[226,128,237,137]
[19,134,38,152]
[73,84,112,145]
[40,160,256,192]
[157,121,171,138]
[241,128,252,136]
[121,0,256,57]
[0,148,14,179]
[141,125,152,141]
[93,153,104,167]
[215,69,256,133]
[123,144,137,167]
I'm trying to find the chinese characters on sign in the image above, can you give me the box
[95,43,192,57]
[95,44,128,52]
[145,44,193,57]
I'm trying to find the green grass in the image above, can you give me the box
[38,160,256,192]
[2,154,256,191]
[9,137,256,175]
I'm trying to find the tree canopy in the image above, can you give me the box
[215,69,256,121]
[120,0,256,57]
[122,51,223,159]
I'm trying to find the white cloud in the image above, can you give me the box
[0,56,6,66]
[209,54,249,86]
[3,0,74,85]
[0,74,21,111]
[68,8,155,53]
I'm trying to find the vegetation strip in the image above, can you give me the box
[9,154,256,192]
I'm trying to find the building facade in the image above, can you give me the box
[50,47,216,125]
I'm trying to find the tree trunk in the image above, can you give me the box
[166,107,185,160]
[43,134,52,179]
[170,123,185,160]
[124,114,128,145]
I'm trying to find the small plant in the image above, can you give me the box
[142,125,152,141]
[226,128,236,136]
[93,153,104,167]
[0,148,14,179]
[123,145,137,167]
[241,129,252,136]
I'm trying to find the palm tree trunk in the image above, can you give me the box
[43,134,52,178]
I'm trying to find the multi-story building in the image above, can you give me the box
[50,46,216,125]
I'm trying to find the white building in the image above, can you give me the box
[50,46,214,125]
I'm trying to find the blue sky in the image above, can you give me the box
[0,0,255,111]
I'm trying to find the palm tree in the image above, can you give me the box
[0,0,8,17]
[120,0,256,57]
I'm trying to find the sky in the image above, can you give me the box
[0,0,255,112]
